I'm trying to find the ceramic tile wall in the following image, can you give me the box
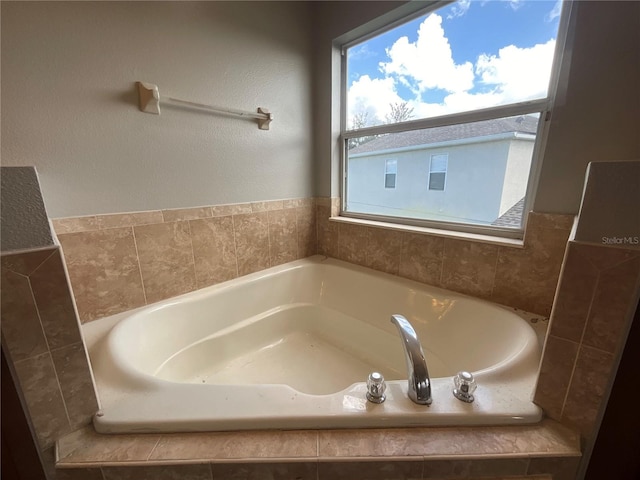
[53,198,317,323]
[317,205,573,316]
[534,240,640,440]
[0,246,99,477]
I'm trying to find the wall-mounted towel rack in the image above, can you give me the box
[136,81,273,130]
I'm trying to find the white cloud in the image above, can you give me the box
[348,75,403,126]
[380,14,474,94]
[447,0,471,19]
[545,0,562,22]
[348,15,557,126]
[475,39,556,102]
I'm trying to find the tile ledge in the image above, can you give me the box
[329,216,525,249]
[56,419,580,469]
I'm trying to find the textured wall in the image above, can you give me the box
[0,167,54,252]
[1,2,314,217]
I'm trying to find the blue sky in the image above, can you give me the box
[347,0,563,126]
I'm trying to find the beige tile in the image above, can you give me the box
[525,211,575,233]
[96,211,164,229]
[52,216,99,234]
[533,335,579,420]
[284,198,315,209]
[58,228,145,322]
[548,243,599,342]
[364,228,403,275]
[40,445,58,480]
[441,239,498,298]
[583,255,640,353]
[563,344,616,437]
[210,203,252,217]
[316,206,339,258]
[51,342,99,428]
[422,459,472,479]
[423,458,530,478]
[467,458,529,477]
[57,426,161,465]
[319,420,579,459]
[492,218,569,316]
[0,269,49,362]
[149,430,318,460]
[13,353,70,449]
[571,242,639,270]
[233,212,270,276]
[102,464,212,480]
[338,223,368,266]
[399,233,444,286]
[57,468,105,480]
[214,462,317,480]
[134,221,197,304]
[1,247,56,276]
[268,209,298,266]
[162,206,212,223]
[190,217,238,289]
[318,460,422,480]
[528,456,581,480]
[28,249,83,349]
[315,197,332,208]
[251,200,285,212]
[296,206,317,258]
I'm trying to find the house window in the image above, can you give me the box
[429,154,447,191]
[385,159,397,188]
[341,0,568,237]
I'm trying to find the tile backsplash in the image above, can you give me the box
[55,198,573,323]
[55,199,317,322]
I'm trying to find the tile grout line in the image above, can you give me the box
[146,436,163,462]
[185,220,199,290]
[559,267,601,419]
[130,226,149,306]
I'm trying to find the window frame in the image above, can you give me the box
[384,158,397,189]
[338,0,572,240]
[428,154,448,192]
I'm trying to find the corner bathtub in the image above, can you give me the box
[84,255,544,434]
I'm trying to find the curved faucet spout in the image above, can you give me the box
[390,314,432,405]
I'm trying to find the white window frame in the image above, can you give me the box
[384,158,397,189]
[338,0,572,240]
[428,154,448,192]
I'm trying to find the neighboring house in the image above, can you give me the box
[346,116,538,227]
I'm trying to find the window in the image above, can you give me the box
[385,159,397,188]
[341,0,568,237]
[429,154,447,191]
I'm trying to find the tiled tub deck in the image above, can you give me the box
[55,419,580,480]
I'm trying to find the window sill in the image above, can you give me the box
[329,215,525,249]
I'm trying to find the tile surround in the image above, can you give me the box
[56,419,579,479]
[1,246,99,478]
[317,208,572,316]
[42,196,637,480]
[534,240,640,439]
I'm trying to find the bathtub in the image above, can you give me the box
[84,255,544,434]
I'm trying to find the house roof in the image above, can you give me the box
[349,115,539,154]
[492,197,526,228]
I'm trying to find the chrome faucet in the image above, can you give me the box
[390,314,432,405]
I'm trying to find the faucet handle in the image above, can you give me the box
[366,372,386,403]
[453,371,477,403]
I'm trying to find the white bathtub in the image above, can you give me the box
[84,255,544,434]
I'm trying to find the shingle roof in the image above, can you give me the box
[492,197,526,228]
[350,115,539,154]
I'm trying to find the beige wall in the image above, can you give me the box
[1,1,314,218]
[535,1,640,215]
